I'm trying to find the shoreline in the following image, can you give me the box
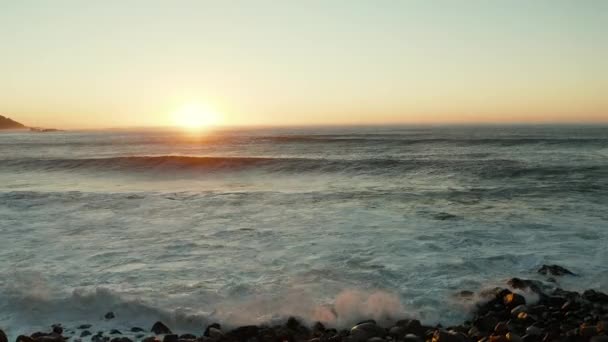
[2,265,607,342]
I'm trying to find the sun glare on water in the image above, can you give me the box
[172,103,220,130]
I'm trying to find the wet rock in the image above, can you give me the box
[350,323,385,342]
[109,330,122,335]
[504,293,526,308]
[162,335,178,342]
[203,324,221,337]
[430,330,464,342]
[105,312,116,320]
[538,264,575,276]
[179,335,196,340]
[228,326,258,341]
[366,338,385,342]
[77,325,92,330]
[510,305,527,316]
[80,331,92,338]
[396,319,424,336]
[207,328,223,340]
[388,326,405,338]
[141,337,159,342]
[130,328,145,333]
[494,322,509,335]
[505,333,522,342]
[0,330,7,342]
[17,336,35,342]
[151,322,172,335]
[583,289,608,303]
[403,334,423,342]
[524,325,542,336]
[110,338,133,342]
[51,325,63,335]
[580,325,598,337]
[507,278,544,294]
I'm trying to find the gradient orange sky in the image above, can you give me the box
[1,1,607,129]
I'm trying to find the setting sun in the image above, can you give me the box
[172,103,220,129]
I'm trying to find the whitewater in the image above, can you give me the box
[1,125,607,338]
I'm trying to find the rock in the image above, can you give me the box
[105,312,116,320]
[580,325,598,337]
[151,322,172,335]
[141,337,159,342]
[524,325,543,336]
[538,264,575,276]
[162,335,178,342]
[110,338,133,342]
[403,334,423,342]
[228,326,258,341]
[396,320,424,336]
[80,331,92,338]
[505,333,522,342]
[366,338,385,342]
[77,325,92,330]
[17,336,35,342]
[130,328,145,333]
[430,330,464,342]
[350,323,385,342]
[510,305,527,316]
[494,322,509,335]
[388,326,405,338]
[504,293,526,308]
[488,335,508,342]
[51,325,63,335]
[0,330,7,342]
[583,289,608,303]
[207,328,223,340]
[109,330,122,335]
[590,337,608,342]
[179,335,196,340]
[506,278,543,294]
[204,324,221,337]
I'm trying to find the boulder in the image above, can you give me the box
[430,330,464,342]
[130,328,145,333]
[80,331,92,338]
[204,324,221,337]
[77,325,92,330]
[104,312,116,320]
[350,323,385,342]
[16,336,35,342]
[538,265,575,276]
[162,335,178,342]
[228,326,258,341]
[403,334,423,342]
[503,293,526,308]
[151,322,172,335]
[207,328,223,340]
[0,330,7,342]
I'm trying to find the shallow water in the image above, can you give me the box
[1,125,607,337]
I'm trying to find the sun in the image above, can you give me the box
[172,103,220,130]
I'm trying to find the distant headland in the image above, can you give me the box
[0,114,26,129]
[0,114,62,132]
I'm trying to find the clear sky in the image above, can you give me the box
[1,0,607,129]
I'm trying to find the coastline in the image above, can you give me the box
[3,266,607,342]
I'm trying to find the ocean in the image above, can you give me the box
[1,125,607,337]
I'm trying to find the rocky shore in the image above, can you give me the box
[2,265,607,342]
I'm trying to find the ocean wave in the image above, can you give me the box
[1,156,607,182]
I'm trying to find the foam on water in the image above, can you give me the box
[1,126,607,338]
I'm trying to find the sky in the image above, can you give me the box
[1,0,607,129]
